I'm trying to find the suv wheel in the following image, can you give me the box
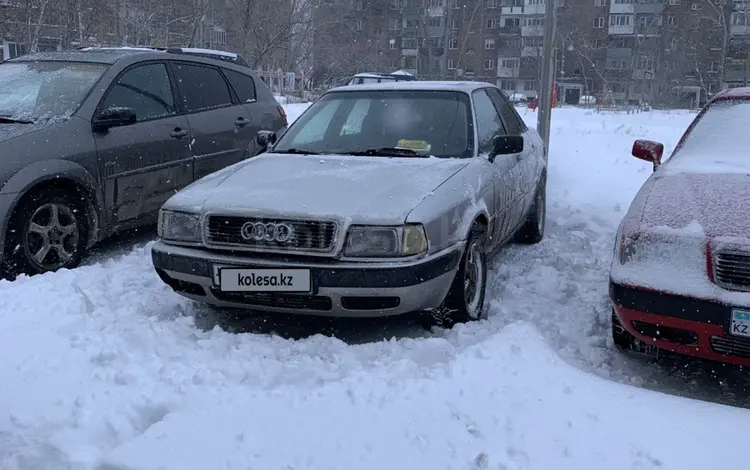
[4,188,88,277]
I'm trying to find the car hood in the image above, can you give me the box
[168,153,470,224]
[636,171,750,240]
[0,123,42,144]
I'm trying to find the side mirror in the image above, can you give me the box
[92,107,136,132]
[632,139,664,171]
[489,135,524,162]
[256,130,277,150]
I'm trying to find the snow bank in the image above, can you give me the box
[1,106,740,470]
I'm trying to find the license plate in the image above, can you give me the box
[218,268,311,293]
[730,309,750,338]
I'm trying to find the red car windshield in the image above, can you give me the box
[668,100,750,173]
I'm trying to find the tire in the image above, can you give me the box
[3,187,88,277]
[427,224,488,328]
[515,176,546,245]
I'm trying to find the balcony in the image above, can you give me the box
[502,6,524,14]
[521,25,543,36]
[497,67,520,78]
[427,6,444,16]
[521,46,542,56]
[523,2,545,15]
[731,24,750,35]
[610,2,635,14]
[609,24,635,35]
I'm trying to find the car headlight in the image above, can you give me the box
[158,210,202,243]
[344,224,428,257]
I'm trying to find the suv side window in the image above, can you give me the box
[472,89,507,154]
[486,87,526,135]
[222,68,257,103]
[98,63,176,121]
[172,62,233,112]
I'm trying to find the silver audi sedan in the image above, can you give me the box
[151,81,547,326]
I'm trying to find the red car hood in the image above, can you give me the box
[636,172,750,239]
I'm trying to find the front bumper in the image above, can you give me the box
[610,280,750,366]
[152,241,463,317]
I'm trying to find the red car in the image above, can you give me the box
[610,87,750,366]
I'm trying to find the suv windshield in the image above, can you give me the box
[273,90,473,158]
[0,61,108,123]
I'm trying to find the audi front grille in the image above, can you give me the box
[714,250,750,292]
[205,215,338,253]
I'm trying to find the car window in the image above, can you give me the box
[274,90,473,158]
[340,99,371,135]
[98,63,175,122]
[293,100,343,145]
[172,63,232,112]
[473,89,507,154]
[486,87,525,135]
[222,68,256,103]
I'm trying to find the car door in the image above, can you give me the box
[170,61,253,181]
[221,67,266,152]
[486,87,538,220]
[93,61,193,227]
[472,88,522,245]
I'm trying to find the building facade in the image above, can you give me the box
[312,0,750,106]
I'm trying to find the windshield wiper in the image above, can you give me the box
[273,148,319,155]
[346,147,428,158]
[0,116,34,124]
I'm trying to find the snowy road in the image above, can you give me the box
[1,104,748,469]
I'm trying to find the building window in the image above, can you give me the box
[449,38,458,49]
[501,79,515,89]
[356,19,363,30]
[485,59,495,70]
[667,15,678,26]
[500,58,519,68]
[486,0,499,7]
[505,17,520,27]
[486,18,498,29]
[450,19,459,29]
[388,39,397,49]
[594,0,606,5]
[524,80,538,91]
[593,17,604,28]
[668,0,680,4]
[709,61,719,72]
[450,0,459,7]
[390,18,401,30]
[485,39,495,49]
[448,59,456,69]
[609,14,632,26]
[429,0,443,6]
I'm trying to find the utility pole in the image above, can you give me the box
[537,0,557,164]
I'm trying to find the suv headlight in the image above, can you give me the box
[344,224,428,257]
[158,210,202,243]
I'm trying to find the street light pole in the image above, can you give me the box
[536,0,557,164]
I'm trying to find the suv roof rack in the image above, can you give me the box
[74,45,249,67]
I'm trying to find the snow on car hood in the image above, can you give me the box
[637,171,750,240]
[167,153,470,224]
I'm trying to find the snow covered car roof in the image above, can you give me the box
[331,80,495,94]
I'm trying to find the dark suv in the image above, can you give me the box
[0,47,287,277]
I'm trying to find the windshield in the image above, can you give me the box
[273,90,473,158]
[667,100,750,173]
[0,61,108,123]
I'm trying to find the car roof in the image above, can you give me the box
[712,87,750,102]
[329,80,494,93]
[7,46,246,67]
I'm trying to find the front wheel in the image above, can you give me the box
[4,188,88,277]
[427,224,488,328]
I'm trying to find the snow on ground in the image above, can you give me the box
[1,104,747,470]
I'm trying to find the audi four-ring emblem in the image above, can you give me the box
[240,222,294,243]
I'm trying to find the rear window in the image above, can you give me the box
[223,69,257,103]
[668,100,750,173]
[274,90,474,158]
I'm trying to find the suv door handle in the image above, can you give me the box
[235,117,248,127]
[170,128,189,139]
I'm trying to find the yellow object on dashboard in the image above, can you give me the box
[396,139,432,154]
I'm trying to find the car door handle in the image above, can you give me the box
[235,117,249,127]
[170,128,189,139]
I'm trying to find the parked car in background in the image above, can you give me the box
[77,46,252,68]
[151,81,547,326]
[344,71,417,86]
[0,47,286,277]
[610,87,750,366]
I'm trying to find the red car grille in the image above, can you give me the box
[711,336,750,359]
[713,251,750,292]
